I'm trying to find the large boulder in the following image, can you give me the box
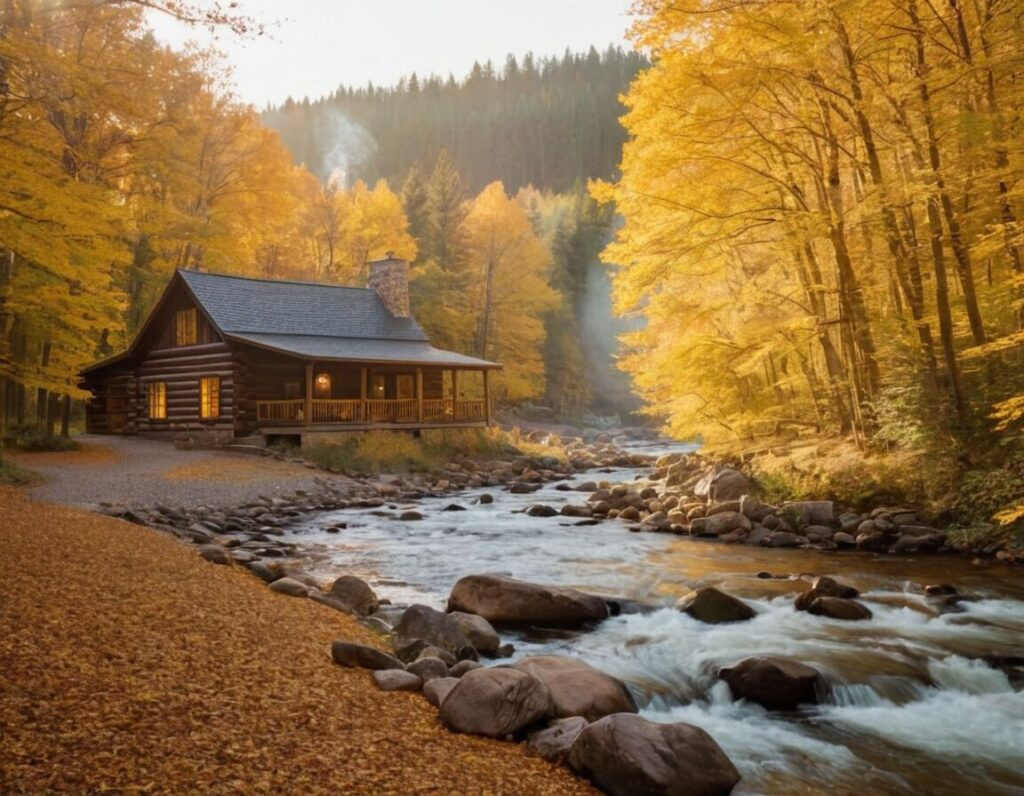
[703,512,752,537]
[695,468,751,503]
[439,667,552,737]
[450,611,501,656]
[719,656,823,710]
[448,574,609,627]
[331,641,405,671]
[527,717,588,763]
[807,596,873,621]
[394,604,476,660]
[319,575,379,616]
[568,713,741,796]
[794,576,859,611]
[511,656,636,722]
[677,587,756,624]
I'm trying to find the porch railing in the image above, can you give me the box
[256,398,487,425]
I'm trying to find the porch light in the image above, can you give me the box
[316,373,331,389]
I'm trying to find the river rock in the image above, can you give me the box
[527,717,588,763]
[527,503,559,517]
[268,577,310,597]
[833,531,857,547]
[719,656,823,710]
[695,468,751,502]
[321,575,379,616]
[767,531,803,548]
[568,713,741,796]
[511,656,637,721]
[439,668,551,737]
[372,669,423,692]
[331,641,406,671]
[394,604,476,660]
[450,659,484,678]
[423,676,460,707]
[399,510,423,521]
[406,656,449,681]
[890,533,945,553]
[448,574,609,627]
[478,493,494,505]
[807,596,873,621]
[784,500,835,527]
[450,611,501,656]
[561,504,593,518]
[197,544,232,566]
[677,587,756,624]
[704,511,752,536]
[794,576,860,611]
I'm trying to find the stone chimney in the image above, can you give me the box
[367,252,410,318]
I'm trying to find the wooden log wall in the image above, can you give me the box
[133,341,235,437]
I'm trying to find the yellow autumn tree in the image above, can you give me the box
[302,179,417,285]
[462,182,558,401]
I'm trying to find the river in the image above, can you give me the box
[290,451,1024,795]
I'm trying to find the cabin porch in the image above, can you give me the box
[249,357,492,436]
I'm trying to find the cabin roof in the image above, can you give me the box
[81,268,500,375]
[178,269,429,342]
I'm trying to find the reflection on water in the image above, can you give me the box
[291,463,1024,796]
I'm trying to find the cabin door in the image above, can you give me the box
[107,395,128,432]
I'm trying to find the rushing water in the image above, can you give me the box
[290,457,1024,796]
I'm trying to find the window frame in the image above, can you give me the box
[199,376,220,420]
[147,381,167,420]
[175,307,198,347]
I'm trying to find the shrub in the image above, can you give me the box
[11,430,78,452]
[0,459,38,485]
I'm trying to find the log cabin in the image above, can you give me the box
[79,256,500,445]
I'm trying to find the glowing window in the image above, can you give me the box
[200,376,220,419]
[147,382,167,419]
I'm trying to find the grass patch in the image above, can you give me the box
[295,427,562,475]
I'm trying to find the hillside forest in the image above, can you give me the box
[3,0,1024,532]
[0,0,641,435]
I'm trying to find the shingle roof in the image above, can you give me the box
[80,268,500,375]
[228,333,499,368]
[178,269,429,342]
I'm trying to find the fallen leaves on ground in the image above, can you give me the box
[8,441,118,467]
[0,487,594,795]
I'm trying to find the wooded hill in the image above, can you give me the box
[0,1,636,436]
[263,47,648,194]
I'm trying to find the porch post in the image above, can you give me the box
[451,369,459,421]
[416,367,423,424]
[360,366,367,423]
[483,368,491,426]
[304,362,313,426]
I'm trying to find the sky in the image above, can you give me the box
[146,0,636,109]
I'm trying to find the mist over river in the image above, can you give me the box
[289,452,1024,795]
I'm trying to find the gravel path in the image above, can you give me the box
[0,485,592,795]
[12,434,357,510]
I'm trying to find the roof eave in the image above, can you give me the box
[224,333,502,369]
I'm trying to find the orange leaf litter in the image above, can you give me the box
[0,486,596,795]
